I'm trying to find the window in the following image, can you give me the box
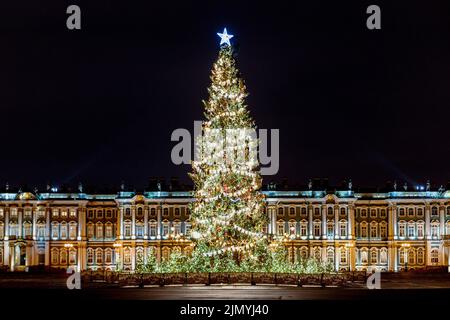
[360,223,368,238]
[137,207,143,217]
[136,224,144,238]
[277,221,285,236]
[51,248,59,265]
[408,223,415,238]
[288,220,296,235]
[52,209,58,218]
[149,221,157,238]
[88,210,94,219]
[417,208,424,217]
[370,249,378,264]
[24,209,32,220]
[289,207,295,216]
[37,224,45,239]
[300,221,307,237]
[105,249,112,264]
[106,210,112,218]
[431,223,439,238]
[339,221,347,237]
[370,209,377,218]
[0,208,3,218]
[380,223,387,238]
[380,248,388,264]
[417,248,425,265]
[70,209,77,218]
[340,247,348,264]
[370,223,377,238]
[162,247,170,261]
[0,223,3,240]
[96,249,103,265]
[301,207,307,216]
[327,207,333,216]
[87,248,94,265]
[446,222,450,236]
[300,247,308,260]
[175,208,181,217]
[399,208,405,217]
[184,222,191,235]
[360,249,368,264]
[125,208,131,217]
[340,208,346,216]
[96,223,103,239]
[23,222,32,238]
[69,249,77,265]
[97,210,103,219]
[162,221,169,237]
[447,207,450,216]
[398,222,406,238]
[314,208,320,216]
[431,207,438,216]
[278,207,284,216]
[51,222,59,239]
[87,223,94,239]
[314,221,321,237]
[60,249,67,265]
[60,222,67,239]
[61,210,68,218]
[69,222,77,240]
[105,223,113,238]
[0,248,3,265]
[399,248,405,265]
[150,208,156,216]
[380,209,387,218]
[327,249,334,264]
[327,222,334,237]
[122,247,131,264]
[408,249,415,265]
[408,208,414,217]
[417,222,424,238]
[314,247,321,261]
[124,223,131,237]
[361,209,367,218]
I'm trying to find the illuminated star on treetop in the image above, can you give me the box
[217,28,234,46]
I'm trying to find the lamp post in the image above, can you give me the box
[64,243,73,270]
[401,243,410,272]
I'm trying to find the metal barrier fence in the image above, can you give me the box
[81,271,367,288]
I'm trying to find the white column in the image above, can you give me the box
[157,205,162,239]
[425,205,431,240]
[18,208,23,238]
[4,207,9,240]
[334,205,339,238]
[131,207,136,239]
[321,205,327,239]
[308,204,313,238]
[144,207,148,239]
[32,207,37,240]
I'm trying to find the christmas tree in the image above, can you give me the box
[190,29,269,266]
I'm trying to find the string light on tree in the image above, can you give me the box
[190,29,269,264]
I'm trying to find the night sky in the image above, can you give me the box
[1,1,450,191]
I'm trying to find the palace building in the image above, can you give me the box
[1,180,450,273]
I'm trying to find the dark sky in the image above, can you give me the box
[1,0,449,190]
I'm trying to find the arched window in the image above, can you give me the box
[97,209,103,219]
[123,247,131,264]
[447,206,450,216]
[60,249,67,265]
[174,208,180,216]
[288,220,296,235]
[431,207,438,216]
[0,222,4,240]
[124,220,132,238]
[361,209,367,218]
[399,208,405,217]
[150,208,156,216]
[340,207,346,216]
[339,220,347,237]
[327,221,334,238]
[340,247,348,265]
[445,222,450,236]
[408,221,416,238]
[417,221,425,238]
[51,248,59,265]
[289,207,295,216]
[96,222,103,239]
[162,247,170,261]
[69,222,77,240]
[313,220,321,237]
[60,221,67,240]
[278,207,284,216]
[51,222,59,240]
[360,222,368,238]
[301,207,307,215]
[360,248,368,264]
[87,248,94,265]
[327,248,334,264]
[327,207,333,216]
[380,248,388,264]
[277,220,285,236]
[87,223,94,239]
[408,208,414,217]
[314,247,321,261]
[125,208,131,216]
[23,222,32,238]
[105,248,112,264]
[380,222,387,238]
[417,248,425,265]
[136,222,144,238]
[408,248,416,265]
[300,220,308,237]
[69,248,77,265]
[96,248,103,265]
[149,220,157,238]
[431,249,439,264]
[370,248,378,264]
[417,208,424,217]
[162,220,170,238]
[431,222,439,238]
[173,220,181,235]
[137,207,143,216]
[398,221,406,238]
